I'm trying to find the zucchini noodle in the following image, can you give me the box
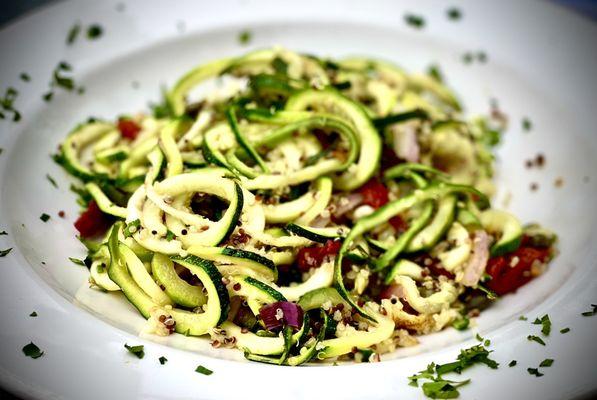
[56,47,556,365]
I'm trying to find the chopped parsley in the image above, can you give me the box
[195,365,213,375]
[159,356,168,365]
[462,52,474,64]
[539,359,554,367]
[86,24,104,40]
[519,315,528,321]
[0,87,21,122]
[52,61,75,91]
[527,367,544,377]
[22,342,44,359]
[165,230,175,241]
[508,360,517,367]
[404,14,425,29]
[447,7,462,21]
[427,64,444,83]
[124,344,145,359]
[409,344,498,398]
[452,316,470,330]
[42,92,54,102]
[581,304,596,316]
[527,335,546,346]
[532,314,551,336]
[522,117,532,132]
[68,257,86,266]
[46,174,58,188]
[67,23,81,45]
[477,51,488,63]
[272,57,289,75]
[560,327,570,334]
[238,30,252,45]
[29,311,38,317]
[0,231,7,235]
[20,73,31,82]
[40,213,51,222]
[124,219,141,238]
[1,248,12,257]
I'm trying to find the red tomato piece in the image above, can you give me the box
[296,240,342,272]
[359,179,389,209]
[117,118,141,140]
[74,200,111,238]
[486,246,551,295]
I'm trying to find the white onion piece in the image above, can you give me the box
[392,124,420,163]
[461,230,490,287]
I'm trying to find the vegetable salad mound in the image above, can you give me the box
[55,47,557,365]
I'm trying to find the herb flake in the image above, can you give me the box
[1,248,12,257]
[30,311,38,317]
[238,30,252,45]
[527,335,546,346]
[509,360,517,367]
[447,7,462,21]
[159,356,168,365]
[452,316,469,331]
[22,342,44,359]
[20,73,31,82]
[539,359,554,367]
[522,117,532,132]
[86,24,104,40]
[527,367,544,377]
[404,13,425,29]
[40,213,51,222]
[532,314,551,336]
[560,327,570,334]
[581,304,596,317]
[68,257,86,266]
[124,344,145,359]
[46,174,58,188]
[67,23,81,45]
[195,365,213,375]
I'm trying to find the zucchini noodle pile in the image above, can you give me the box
[56,48,556,365]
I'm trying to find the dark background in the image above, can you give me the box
[0,0,595,399]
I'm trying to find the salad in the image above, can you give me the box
[55,48,557,365]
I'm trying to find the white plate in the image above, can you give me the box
[1,0,596,399]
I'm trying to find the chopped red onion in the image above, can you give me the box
[259,301,304,332]
[332,193,364,219]
[462,230,490,287]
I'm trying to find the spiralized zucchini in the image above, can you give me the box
[56,47,555,365]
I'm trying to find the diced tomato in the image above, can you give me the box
[359,179,389,209]
[381,145,400,171]
[486,246,551,295]
[389,215,408,232]
[74,200,112,238]
[117,118,141,140]
[296,240,342,272]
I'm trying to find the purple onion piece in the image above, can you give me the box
[259,301,304,332]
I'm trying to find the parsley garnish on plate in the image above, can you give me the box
[68,257,86,266]
[0,87,21,122]
[404,14,425,29]
[0,230,7,235]
[20,73,31,82]
[532,314,551,336]
[1,248,12,257]
[159,356,168,365]
[447,7,462,21]
[509,360,517,367]
[46,174,58,188]
[427,64,444,83]
[238,30,252,45]
[195,365,213,375]
[539,359,554,367]
[519,315,528,321]
[86,24,104,40]
[581,304,596,316]
[522,117,533,132]
[527,367,544,377]
[30,311,38,317]
[165,230,176,241]
[527,335,546,346]
[452,316,469,330]
[67,23,81,45]
[560,327,570,334]
[124,344,145,359]
[409,344,498,398]
[40,213,51,222]
[22,342,44,359]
